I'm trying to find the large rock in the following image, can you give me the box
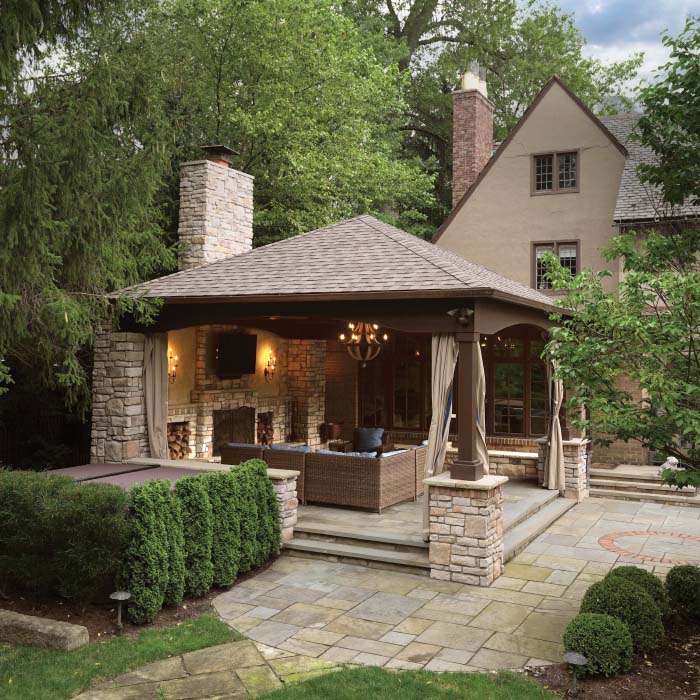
[0,608,89,650]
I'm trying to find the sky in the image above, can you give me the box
[557,0,700,84]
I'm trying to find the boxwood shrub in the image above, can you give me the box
[563,613,633,676]
[580,577,664,652]
[666,564,700,618]
[0,469,129,606]
[175,475,214,597]
[205,471,241,587]
[606,566,669,616]
[121,480,171,623]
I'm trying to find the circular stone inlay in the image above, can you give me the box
[598,530,700,565]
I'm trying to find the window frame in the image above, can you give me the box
[531,240,580,292]
[530,150,580,195]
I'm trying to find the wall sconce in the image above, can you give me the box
[264,350,276,381]
[168,346,179,383]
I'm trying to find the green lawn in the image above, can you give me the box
[262,666,558,700]
[0,613,239,700]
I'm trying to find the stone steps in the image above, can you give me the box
[503,498,577,562]
[589,467,663,484]
[287,488,575,575]
[590,486,700,507]
[589,477,697,497]
[284,537,431,575]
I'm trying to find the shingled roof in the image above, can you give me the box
[128,215,557,311]
[600,114,700,223]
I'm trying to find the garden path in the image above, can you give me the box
[75,496,700,698]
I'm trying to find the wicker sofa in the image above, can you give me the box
[305,445,426,513]
[219,441,425,512]
[219,443,309,504]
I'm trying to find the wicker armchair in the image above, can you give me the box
[263,448,307,504]
[219,444,264,465]
[304,448,420,513]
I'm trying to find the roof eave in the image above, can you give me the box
[130,287,561,314]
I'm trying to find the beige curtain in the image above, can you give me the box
[144,333,169,460]
[422,334,459,538]
[476,343,490,475]
[545,362,565,490]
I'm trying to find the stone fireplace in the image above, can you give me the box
[213,407,255,456]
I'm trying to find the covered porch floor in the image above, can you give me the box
[289,482,575,574]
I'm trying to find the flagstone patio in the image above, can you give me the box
[74,497,700,699]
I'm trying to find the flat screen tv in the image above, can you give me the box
[215,333,257,378]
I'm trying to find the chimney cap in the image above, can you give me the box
[201,144,239,163]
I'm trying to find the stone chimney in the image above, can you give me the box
[452,62,494,208]
[177,145,254,270]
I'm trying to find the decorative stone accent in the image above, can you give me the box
[424,473,508,586]
[0,609,89,650]
[287,340,326,448]
[267,469,299,543]
[537,437,590,502]
[177,159,254,271]
[90,330,149,463]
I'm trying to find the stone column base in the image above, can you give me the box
[537,437,590,502]
[423,473,508,586]
[268,469,299,543]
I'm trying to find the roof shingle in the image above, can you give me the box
[600,114,700,223]
[128,215,556,310]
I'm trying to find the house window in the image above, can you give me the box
[484,333,549,438]
[532,151,578,193]
[359,334,431,431]
[533,241,578,290]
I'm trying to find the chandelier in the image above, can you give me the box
[339,322,388,364]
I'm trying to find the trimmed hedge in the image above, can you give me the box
[666,564,700,618]
[0,470,129,606]
[175,475,214,598]
[580,576,664,652]
[205,471,241,588]
[120,480,171,624]
[0,459,281,624]
[606,566,670,616]
[563,613,633,676]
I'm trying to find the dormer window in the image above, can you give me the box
[532,151,579,194]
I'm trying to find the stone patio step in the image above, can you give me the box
[590,486,700,507]
[503,498,576,563]
[284,537,431,575]
[590,467,663,484]
[504,487,560,533]
[293,523,428,552]
[589,477,697,496]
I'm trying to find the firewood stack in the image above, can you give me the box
[168,422,191,460]
[257,411,274,446]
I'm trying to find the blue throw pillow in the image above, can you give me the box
[271,444,312,453]
[354,427,384,452]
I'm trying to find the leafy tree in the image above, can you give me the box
[0,0,113,84]
[0,0,174,406]
[636,18,700,207]
[343,0,642,220]
[546,20,700,489]
[155,0,434,245]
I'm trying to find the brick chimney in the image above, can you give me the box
[452,63,494,208]
[177,145,254,270]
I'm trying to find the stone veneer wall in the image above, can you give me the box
[177,160,253,271]
[426,475,507,586]
[91,331,149,463]
[287,340,327,448]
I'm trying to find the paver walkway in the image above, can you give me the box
[75,496,700,698]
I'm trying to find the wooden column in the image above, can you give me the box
[452,331,486,481]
